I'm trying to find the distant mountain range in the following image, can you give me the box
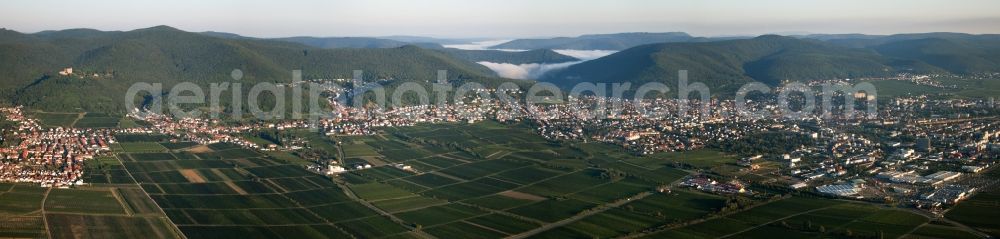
[490,32,702,50]
[259,36,445,49]
[200,32,579,64]
[542,34,1000,93]
[199,31,450,49]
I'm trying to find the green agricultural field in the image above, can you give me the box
[159,141,200,150]
[337,216,410,238]
[46,214,181,239]
[108,134,391,238]
[508,199,596,222]
[0,185,46,214]
[18,121,972,239]
[349,166,415,181]
[379,148,435,162]
[436,159,529,180]
[118,118,142,128]
[391,177,435,190]
[74,113,121,128]
[116,187,164,215]
[371,195,448,213]
[195,148,263,159]
[424,221,507,239]
[128,152,179,161]
[492,166,569,185]
[270,177,323,191]
[351,183,418,201]
[948,78,1000,98]
[206,142,242,151]
[365,139,413,151]
[541,190,725,238]
[31,112,81,128]
[394,204,488,227]
[907,224,983,239]
[264,151,312,165]
[83,157,128,184]
[119,142,169,153]
[946,170,1000,237]
[44,188,127,214]
[637,196,934,239]
[568,178,651,203]
[0,183,182,239]
[465,213,540,235]
[342,142,382,157]
[650,149,737,169]
[309,201,382,222]
[0,215,46,238]
[517,169,610,197]
[293,131,339,154]
[400,173,457,189]
[464,194,537,210]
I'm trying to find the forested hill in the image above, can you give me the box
[801,33,1000,74]
[200,32,581,64]
[271,36,446,49]
[542,35,946,94]
[200,31,444,49]
[270,37,582,64]
[0,26,515,113]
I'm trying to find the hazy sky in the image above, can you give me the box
[2,0,998,38]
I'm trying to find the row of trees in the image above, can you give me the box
[780,220,886,239]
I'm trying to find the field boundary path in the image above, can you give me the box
[68,112,85,128]
[335,178,438,239]
[507,191,653,239]
[932,216,992,238]
[111,152,188,239]
[41,187,52,239]
[334,137,438,239]
[716,204,840,238]
[833,198,992,239]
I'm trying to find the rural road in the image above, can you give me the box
[333,139,438,239]
[334,177,438,239]
[507,191,653,239]
[41,187,52,239]
[716,205,838,238]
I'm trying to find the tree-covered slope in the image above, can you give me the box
[801,33,1000,73]
[273,36,445,49]
[872,38,1000,74]
[0,26,514,113]
[263,35,579,64]
[542,35,932,94]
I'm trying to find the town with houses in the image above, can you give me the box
[0,80,998,215]
[4,1,1000,237]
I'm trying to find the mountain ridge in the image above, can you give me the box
[541,35,964,94]
[0,26,522,113]
[490,32,699,50]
